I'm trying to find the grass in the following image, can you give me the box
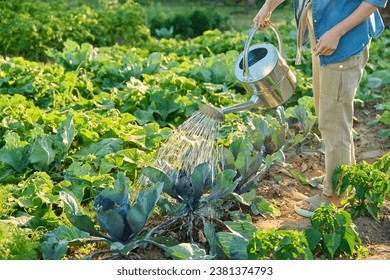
[137,0,295,33]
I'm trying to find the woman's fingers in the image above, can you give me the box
[254,20,271,30]
[314,46,336,56]
[313,30,340,56]
[313,41,336,56]
[253,9,272,30]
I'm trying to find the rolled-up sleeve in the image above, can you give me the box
[364,0,387,8]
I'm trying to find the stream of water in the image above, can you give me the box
[155,110,221,182]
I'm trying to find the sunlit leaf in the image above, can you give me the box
[216,232,248,260]
[161,243,212,260]
[54,114,75,167]
[251,197,280,217]
[29,135,55,171]
[224,221,257,240]
[0,132,29,173]
[73,138,123,159]
[140,166,175,198]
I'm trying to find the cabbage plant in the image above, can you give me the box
[60,172,163,258]
[93,173,162,243]
[140,163,239,241]
[219,136,263,194]
[246,107,287,157]
[141,162,238,211]
[219,136,280,217]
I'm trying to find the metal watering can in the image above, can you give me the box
[200,23,296,122]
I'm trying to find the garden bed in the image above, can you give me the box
[85,102,390,260]
[0,0,388,261]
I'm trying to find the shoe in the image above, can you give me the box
[294,194,330,218]
[312,175,325,183]
[309,175,325,189]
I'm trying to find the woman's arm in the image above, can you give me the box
[314,2,378,56]
[253,0,285,29]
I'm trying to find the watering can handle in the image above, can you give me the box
[243,23,285,81]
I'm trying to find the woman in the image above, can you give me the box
[253,0,387,217]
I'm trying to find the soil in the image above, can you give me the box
[138,102,390,260]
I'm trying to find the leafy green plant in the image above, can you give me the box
[0,222,40,260]
[357,28,390,103]
[0,0,150,60]
[220,136,263,194]
[0,114,75,183]
[210,221,312,260]
[359,68,390,102]
[246,107,287,158]
[41,225,90,260]
[11,172,63,230]
[140,163,239,241]
[246,102,317,169]
[245,101,322,188]
[377,111,390,141]
[284,99,318,153]
[304,205,367,259]
[211,220,255,260]
[332,152,390,221]
[0,184,17,217]
[60,172,163,259]
[219,136,280,217]
[248,228,313,260]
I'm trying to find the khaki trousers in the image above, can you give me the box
[307,8,369,196]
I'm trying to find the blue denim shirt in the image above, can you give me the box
[294,0,387,66]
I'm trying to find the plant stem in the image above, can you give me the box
[144,216,181,238]
[67,237,109,247]
[83,249,119,260]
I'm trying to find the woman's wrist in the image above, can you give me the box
[264,0,284,13]
[332,25,346,38]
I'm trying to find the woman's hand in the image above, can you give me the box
[313,28,342,56]
[314,2,378,57]
[253,0,285,30]
[253,7,272,30]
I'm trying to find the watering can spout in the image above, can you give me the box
[198,104,225,122]
[199,96,262,122]
[222,96,262,114]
